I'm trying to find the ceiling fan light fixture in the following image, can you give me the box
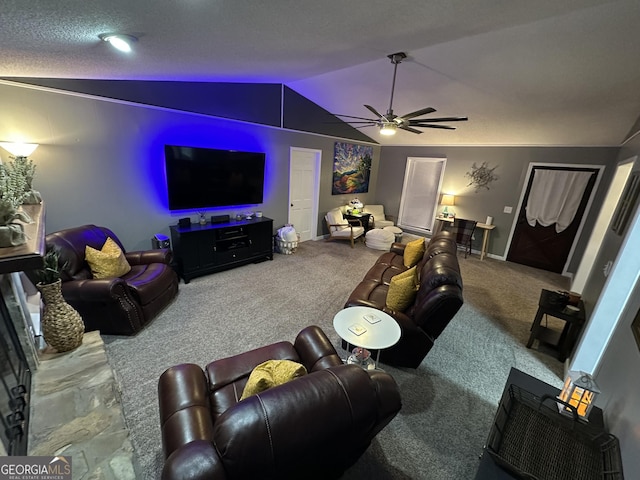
[334,52,467,135]
[379,122,397,136]
[99,33,137,53]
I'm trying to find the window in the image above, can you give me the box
[397,157,446,234]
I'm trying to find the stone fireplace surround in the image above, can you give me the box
[28,331,136,478]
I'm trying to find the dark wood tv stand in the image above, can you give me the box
[170,217,273,283]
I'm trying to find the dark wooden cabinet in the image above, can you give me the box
[170,217,273,283]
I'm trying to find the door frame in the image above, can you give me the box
[288,147,321,240]
[504,162,604,276]
[571,156,635,293]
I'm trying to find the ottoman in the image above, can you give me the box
[366,228,395,250]
[384,226,403,242]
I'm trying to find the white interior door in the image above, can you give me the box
[289,147,320,242]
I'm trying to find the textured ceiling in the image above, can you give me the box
[2,0,640,146]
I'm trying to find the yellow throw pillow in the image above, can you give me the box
[85,237,132,279]
[386,266,418,312]
[240,359,307,401]
[403,238,425,267]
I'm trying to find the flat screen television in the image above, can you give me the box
[164,144,265,210]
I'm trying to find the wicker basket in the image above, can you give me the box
[487,384,623,480]
[274,236,299,254]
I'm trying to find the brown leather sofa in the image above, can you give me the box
[158,326,401,480]
[45,224,179,335]
[345,231,463,368]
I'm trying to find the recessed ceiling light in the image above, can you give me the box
[99,33,137,53]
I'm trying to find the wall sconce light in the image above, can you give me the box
[441,194,455,218]
[557,370,600,420]
[99,33,138,53]
[0,142,39,158]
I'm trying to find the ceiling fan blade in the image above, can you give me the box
[364,105,384,119]
[409,116,468,124]
[400,107,436,121]
[334,114,379,121]
[411,124,457,130]
[399,125,423,134]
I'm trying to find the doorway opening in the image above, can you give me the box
[572,158,635,293]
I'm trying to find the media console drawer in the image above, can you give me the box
[170,217,273,283]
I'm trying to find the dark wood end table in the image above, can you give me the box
[526,289,586,362]
[344,212,372,231]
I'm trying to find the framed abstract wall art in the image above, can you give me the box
[332,142,372,195]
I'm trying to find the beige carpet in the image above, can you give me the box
[103,237,570,479]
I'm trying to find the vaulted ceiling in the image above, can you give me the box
[2,0,640,146]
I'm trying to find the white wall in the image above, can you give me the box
[594,277,640,476]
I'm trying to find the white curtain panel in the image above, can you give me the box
[526,169,593,233]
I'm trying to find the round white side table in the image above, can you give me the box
[333,306,401,369]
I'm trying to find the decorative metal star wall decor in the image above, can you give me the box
[466,162,498,192]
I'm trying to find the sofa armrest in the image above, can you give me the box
[328,222,358,233]
[61,278,130,302]
[390,242,406,255]
[162,440,227,480]
[367,369,402,437]
[126,248,173,266]
[294,325,343,372]
[159,364,215,460]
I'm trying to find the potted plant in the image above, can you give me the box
[8,154,42,205]
[36,250,84,352]
[0,163,31,247]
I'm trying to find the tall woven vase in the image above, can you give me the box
[37,279,84,353]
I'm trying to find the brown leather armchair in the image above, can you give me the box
[158,326,402,480]
[45,224,179,335]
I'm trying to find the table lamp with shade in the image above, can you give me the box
[441,194,455,218]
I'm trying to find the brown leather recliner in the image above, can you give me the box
[158,326,402,480]
[45,224,179,335]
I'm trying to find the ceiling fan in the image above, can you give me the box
[335,52,468,135]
